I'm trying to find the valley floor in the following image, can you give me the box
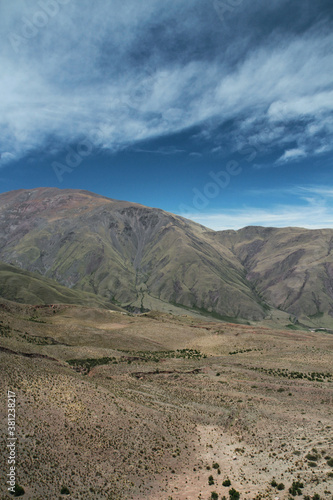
[1,302,333,499]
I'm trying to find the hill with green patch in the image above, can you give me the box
[1,188,333,326]
[0,261,121,310]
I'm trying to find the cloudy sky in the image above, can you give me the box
[1,0,333,229]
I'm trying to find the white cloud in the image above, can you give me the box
[276,147,307,163]
[268,91,333,121]
[0,152,16,165]
[0,0,333,166]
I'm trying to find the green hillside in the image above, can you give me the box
[0,261,122,310]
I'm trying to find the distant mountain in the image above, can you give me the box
[0,188,332,325]
[210,226,333,323]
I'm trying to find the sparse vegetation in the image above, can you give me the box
[19,333,61,345]
[0,322,11,337]
[1,298,332,500]
[229,348,262,355]
[286,323,298,330]
[67,349,205,373]
[67,356,117,373]
[27,316,47,323]
[122,348,205,360]
[249,366,333,382]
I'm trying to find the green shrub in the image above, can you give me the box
[212,462,220,469]
[327,458,333,467]
[61,486,70,495]
[211,493,218,500]
[277,483,285,490]
[208,475,214,485]
[271,479,277,487]
[229,488,240,500]
[11,484,25,497]
[223,479,231,486]
[289,481,304,496]
[306,453,318,461]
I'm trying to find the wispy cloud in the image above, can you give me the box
[1,0,333,167]
[0,152,15,165]
[299,186,333,198]
[247,185,333,199]
[183,203,333,231]
[131,146,186,155]
[182,185,333,230]
[276,148,307,163]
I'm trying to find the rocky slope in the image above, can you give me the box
[210,226,333,323]
[1,188,333,324]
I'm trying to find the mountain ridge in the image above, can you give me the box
[1,187,332,326]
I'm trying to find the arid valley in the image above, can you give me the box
[1,300,332,499]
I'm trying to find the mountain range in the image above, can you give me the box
[1,187,332,327]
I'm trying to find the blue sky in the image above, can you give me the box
[1,0,333,229]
